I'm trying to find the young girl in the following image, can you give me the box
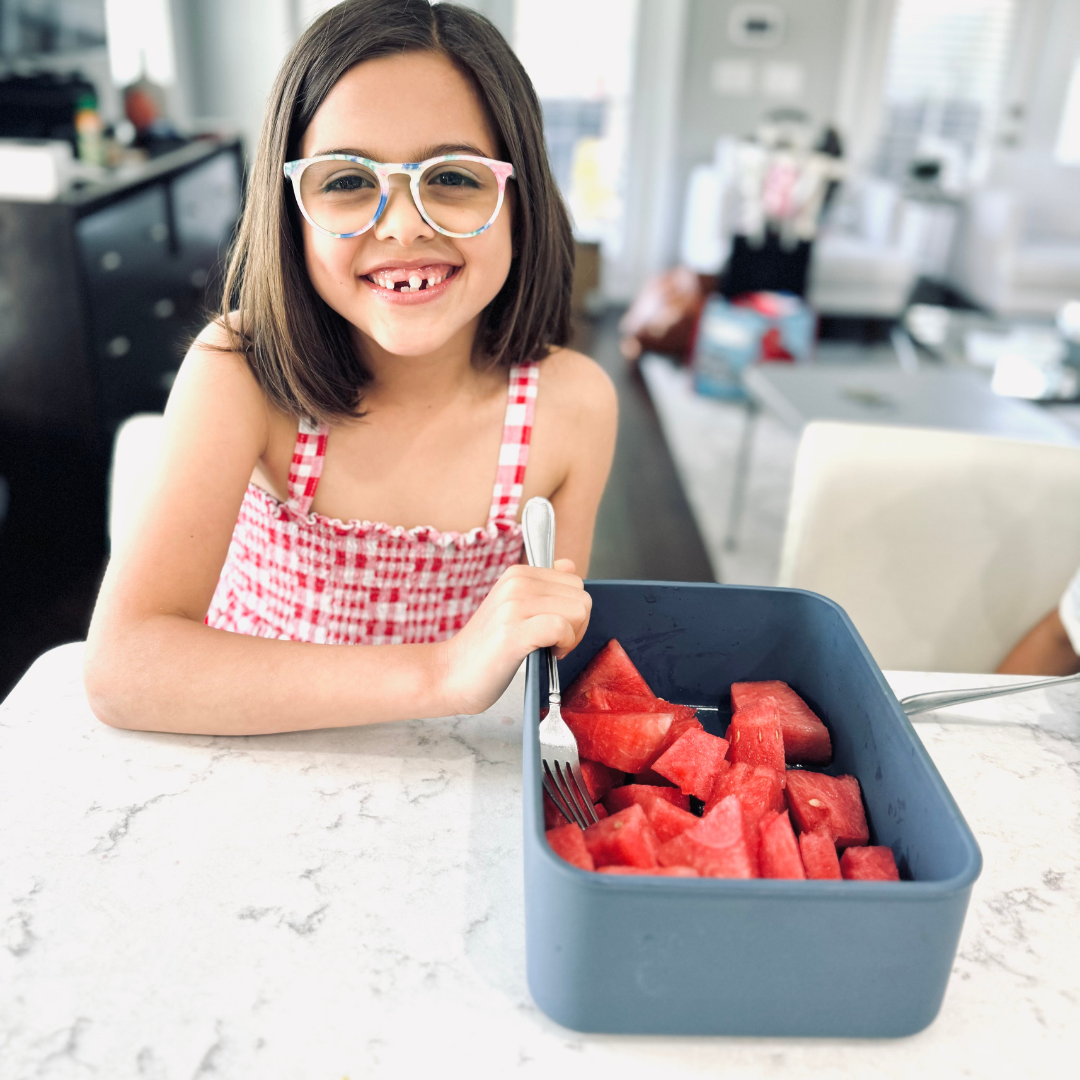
[84,0,617,735]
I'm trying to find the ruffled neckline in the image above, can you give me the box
[246,483,523,549]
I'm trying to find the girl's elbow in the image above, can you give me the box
[83,644,137,730]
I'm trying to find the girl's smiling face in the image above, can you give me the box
[298,51,514,362]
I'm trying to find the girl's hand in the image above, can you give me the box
[439,559,591,715]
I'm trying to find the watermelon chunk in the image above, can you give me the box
[574,687,653,711]
[656,795,756,878]
[705,762,786,819]
[785,770,869,848]
[583,803,660,869]
[758,810,806,879]
[642,797,701,843]
[563,639,655,708]
[840,846,900,881]
[579,759,619,802]
[562,707,675,773]
[651,728,730,799]
[545,823,595,870]
[725,701,785,771]
[731,681,832,765]
[799,829,842,879]
[543,792,607,831]
[596,865,699,876]
[603,783,691,814]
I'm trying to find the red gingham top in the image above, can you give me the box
[206,362,539,645]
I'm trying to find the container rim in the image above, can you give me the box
[525,580,983,896]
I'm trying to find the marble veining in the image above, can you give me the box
[0,646,1077,1079]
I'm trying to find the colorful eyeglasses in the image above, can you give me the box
[283,153,516,240]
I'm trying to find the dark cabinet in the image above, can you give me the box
[0,137,243,437]
[0,138,244,695]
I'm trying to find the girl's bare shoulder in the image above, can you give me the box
[169,317,281,444]
[535,345,617,427]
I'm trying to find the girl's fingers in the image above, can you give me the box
[553,557,577,575]
[520,613,580,656]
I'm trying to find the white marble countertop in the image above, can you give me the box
[1,645,1077,1079]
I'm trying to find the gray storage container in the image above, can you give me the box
[523,582,982,1036]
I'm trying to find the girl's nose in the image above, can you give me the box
[373,175,435,245]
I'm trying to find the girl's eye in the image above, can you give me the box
[427,168,481,190]
[322,171,376,194]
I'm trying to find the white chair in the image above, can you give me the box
[108,413,166,549]
[777,421,1080,672]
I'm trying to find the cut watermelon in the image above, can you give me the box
[785,770,869,848]
[562,707,675,773]
[656,795,756,878]
[705,762,786,819]
[596,865,699,876]
[574,687,653,711]
[799,830,842,879]
[582,803,660,869]
[758,810,806,879]
[651,728,730,800]
[731,681,832,765]
[579,759,619,802]
[642,797,700,843]
[545,823,595,870]
[726,701,785,771]
[563,639,655,708]
[603,783,691,814]
[543,792,607,831]
[840,846,900,881]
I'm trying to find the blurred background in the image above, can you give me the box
[2,0,1080,694]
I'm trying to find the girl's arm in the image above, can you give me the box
[530,348,619,576]
[84,329,591,735]
[996,609,1080,676]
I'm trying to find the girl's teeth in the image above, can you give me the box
[366,267,454,290]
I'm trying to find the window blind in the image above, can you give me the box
[875,0,1016,184]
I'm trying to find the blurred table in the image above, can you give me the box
[1,644,1078,1077]
[742,364,1079,444]
[722,362,1080,548]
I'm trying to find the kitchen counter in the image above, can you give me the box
[1,644,1077,1078]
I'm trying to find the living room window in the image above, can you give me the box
[1055,55,1080,167]
[875,0,1016,188]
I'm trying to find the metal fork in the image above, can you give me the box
[899,670,1080,715]
[522,497,600,830]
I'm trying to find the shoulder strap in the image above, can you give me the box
[286,418,329,516]
[487,362,539,526]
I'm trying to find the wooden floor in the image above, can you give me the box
[573,312,715,583]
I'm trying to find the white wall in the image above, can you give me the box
[173,0,296,155]
[989,0,1080,241]
[622,0,854,296]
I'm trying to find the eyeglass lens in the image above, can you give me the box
[297,159,501,236]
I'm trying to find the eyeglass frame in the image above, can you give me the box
[283,153,516,240]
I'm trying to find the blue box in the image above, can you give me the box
[522,582,981,1037]
[692,293,816,401]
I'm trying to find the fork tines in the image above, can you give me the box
[543,758,598,830]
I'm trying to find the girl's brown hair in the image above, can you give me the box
[219,0,574,423]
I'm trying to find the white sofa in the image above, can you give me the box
[954,189,1080,318]
[807,178,920,319]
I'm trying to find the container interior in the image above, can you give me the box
[546,581,981,887]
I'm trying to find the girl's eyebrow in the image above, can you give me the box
[311,143,493,160]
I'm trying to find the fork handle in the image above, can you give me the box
[900,670,1080,715]
[523,497,562,704]
[546,648,561,704]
